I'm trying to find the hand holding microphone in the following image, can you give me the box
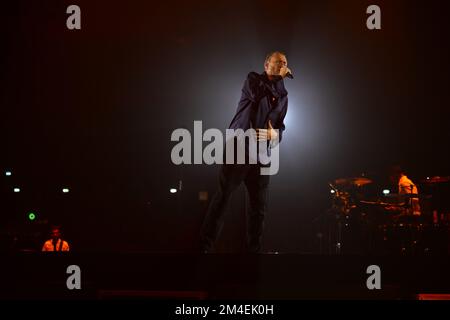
[280,66,293,79]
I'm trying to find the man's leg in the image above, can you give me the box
[200,164,248,252]
[244,165,270,253]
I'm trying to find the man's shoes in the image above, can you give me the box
[199,239,211,254]
[199,245,210,254]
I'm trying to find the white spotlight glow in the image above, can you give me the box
[330,189,335,194]
[62,188,70,193]
[13,188,20,193]
[5,171,12,176]
[383,189,390,195]
[170,188,177,194]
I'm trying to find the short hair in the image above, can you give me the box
[264,51,286,64]
[51,225,62,232]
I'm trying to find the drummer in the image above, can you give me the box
[390,166,421,216]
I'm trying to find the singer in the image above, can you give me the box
[200,51,291,253]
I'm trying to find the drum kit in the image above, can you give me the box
[325,175,450,254]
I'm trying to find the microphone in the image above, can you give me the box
[286,72,294,79]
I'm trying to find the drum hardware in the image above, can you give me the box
[323,174,449,254]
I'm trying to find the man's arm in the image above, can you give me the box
[228,73,263,130]
[242,72,264,103]
[62,241,70,251]
[42,241,50,252]
[262,96,288,147]
[274,96,288,144]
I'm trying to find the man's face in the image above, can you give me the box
[51,229,61,239]
[265,53,288,76]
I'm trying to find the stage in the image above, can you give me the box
[2,252,450,300]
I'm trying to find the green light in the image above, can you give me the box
[28,212,36,221]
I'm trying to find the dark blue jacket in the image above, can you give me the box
[228,71,288,144]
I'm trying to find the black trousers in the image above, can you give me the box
[200,163,270,253]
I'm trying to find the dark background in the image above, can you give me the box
[1,0,449,252]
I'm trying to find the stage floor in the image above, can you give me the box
[2,252,450,300]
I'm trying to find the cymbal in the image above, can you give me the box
[334,177,372,187]
[420,176,450,184]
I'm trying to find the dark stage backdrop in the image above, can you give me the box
[1,0,449,252]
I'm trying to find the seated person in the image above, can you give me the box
[42,226,70,252]
[385,166,421,217]
[398,173,421,216]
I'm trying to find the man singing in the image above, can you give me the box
[200,51,291,253]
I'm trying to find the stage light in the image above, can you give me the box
[170,188,177,194]
[330,189,335,194]
[62,188,70,193]
[28,212,36,221]
[13,188,20,193]
[383,189,390,195]
[5,171,12,176]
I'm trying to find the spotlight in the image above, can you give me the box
[5,171,12,176]
[62,188,70,193]
[28,212,36,221]
[330,189,335,194]
[13,188,20,193]
[383,189,390,195]
[170,188,177,194]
